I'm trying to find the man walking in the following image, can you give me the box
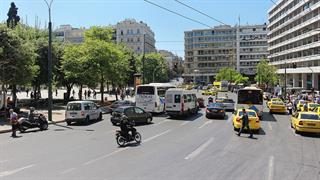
[237,109,253,138]
[9,109,18,138]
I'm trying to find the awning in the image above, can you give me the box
[277,67,320,74]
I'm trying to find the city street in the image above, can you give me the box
[0,93,319,180]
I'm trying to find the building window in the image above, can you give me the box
[253,28,256,31]
[263,27,266,31]
[121,30,123,35]
[137,37,140,42]
[137,29,140,34]
[127,29,130,34]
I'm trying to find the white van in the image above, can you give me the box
[165,88,199,117]
[65,101,102,125]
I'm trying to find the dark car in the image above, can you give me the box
[206,103,226,119]
[110,106,153,125]
[109,100,135,112]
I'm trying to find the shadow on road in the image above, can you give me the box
[167,113,203,121]
[68,118,104,127]
[261,112,278,122]
[298,132,320,138]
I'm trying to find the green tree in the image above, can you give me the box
[255,60,279,86]
[216,68,247,84]
[0,24,38,104]
[137,53,169,84]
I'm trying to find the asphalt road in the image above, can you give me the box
[0,93,320,180]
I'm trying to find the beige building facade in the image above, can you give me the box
[268,0,320,90]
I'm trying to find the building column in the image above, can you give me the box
[302,73,307,89]
[312,73,319,90]
[293,74,299,87]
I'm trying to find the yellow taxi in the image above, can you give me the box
[202,89,216,96]
[268,100,286,114]
[233,109,260,132]
[307,103,320,112]
[291,112,320,134]
[296,100,310,111]
[267,98,282,108]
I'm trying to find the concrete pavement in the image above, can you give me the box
[0,93,319,180]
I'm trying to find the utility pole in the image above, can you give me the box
[44,0,53,121]
[142,34,146,84]
[284,60,287,100]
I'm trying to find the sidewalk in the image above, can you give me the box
[0,109,66,134]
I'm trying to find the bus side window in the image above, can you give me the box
[183,95,188,103]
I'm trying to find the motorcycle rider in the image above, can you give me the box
[119,115,136,140]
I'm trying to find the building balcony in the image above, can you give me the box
[269,0,297,21]
[268,29,320,51]
[269,0,307,28]
[276,66,320,74]
[269,1,320,34]
[268,14,320,44]
[269,54,320,66]
[269,41,320,58]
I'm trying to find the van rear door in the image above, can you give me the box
[165,93,181,111]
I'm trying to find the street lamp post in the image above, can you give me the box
[142,34,146,84]
[284,60,287,101]
[44,0,53,121]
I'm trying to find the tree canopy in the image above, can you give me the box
[215,68,248,84]
[255,60,279,86]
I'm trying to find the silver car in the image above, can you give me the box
[221,99,235,112]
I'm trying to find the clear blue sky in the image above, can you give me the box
[0,0,275,57]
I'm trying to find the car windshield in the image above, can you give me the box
[238,111,257,117]
[273,101,284,105]
[300,114,320,120]
[67,103,81,111]
[114,108,124,113]
[208,103,223,108]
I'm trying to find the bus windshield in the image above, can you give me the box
[137,86,155,95]
[238,90,263,105]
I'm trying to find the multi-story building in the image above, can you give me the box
[159,50,183,70]
[115,19,156,54]
[54,25,85,44]
[268,0,320,90]
[239,25,268,80]
[183,24,268,83]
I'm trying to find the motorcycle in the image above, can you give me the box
[18,113,48,133]
[115,124,141,147]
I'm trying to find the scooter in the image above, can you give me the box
[115,125,141,147]
[18,113,48,133]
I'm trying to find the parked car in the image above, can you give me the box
[206,103,226,119]
[268,100,286,114]
[109,100,135,112]
[110,106,152,125]
[221,98,235,112]
[165,88,199,118]
[65,101,102,125]
[291,112,320,134]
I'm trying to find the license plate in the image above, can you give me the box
[212,110,218,112]
[70,112,77,115]
[307,123,316,126]
[143,104,148,106]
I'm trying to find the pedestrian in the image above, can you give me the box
[55,89,58,97]
[237,109,253,138]
[88,89,91,98]
[9,109,18,138]
[78,90,81,100]
[84,90,87,99]
[26,89,29,97]
[93,90,97,99]
[30,91,34,99]
[287,101,293,115]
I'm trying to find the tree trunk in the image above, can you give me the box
[12,84,17,108]
[106,81,110,94]
[66,84,73,100]
[100,74,104,103]
[114,84,118,101]
[79,85,83,100]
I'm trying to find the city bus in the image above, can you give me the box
[213,81,228,92]
[237,87,264,119]
[135,83,176,113]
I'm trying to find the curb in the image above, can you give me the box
[0,119,66,134]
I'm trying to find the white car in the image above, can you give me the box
[65,101,102,125]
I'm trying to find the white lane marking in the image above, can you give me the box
[198,121,213,129]
[184,138,214,160]
[144,129,171,143]
[154,120,170,126]
[84,148,126,165]
[268,122,273,131]
[267,156,274,180]
[0,164,35,177]
[59,168,76,175]
[180,121,190,126]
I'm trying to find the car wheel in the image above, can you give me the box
[85,116,90,124]
[98,113,102,121]
[66,121,72,126]
[290,123,293,128]
[146,117,152,124]
[233,127,239,131]
[295,129,299,134]
[40,122,48,130]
